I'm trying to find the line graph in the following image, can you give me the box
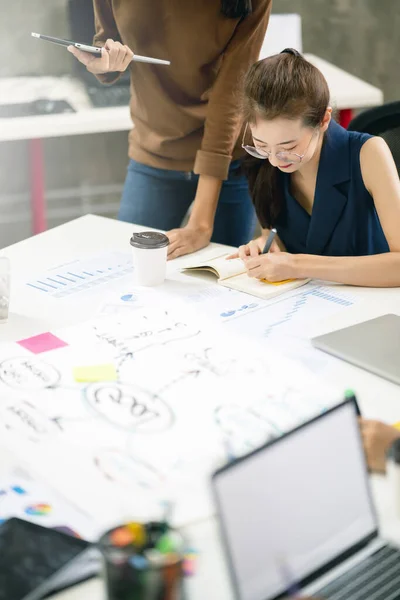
[263,286,353,338]
[220,284,355,342]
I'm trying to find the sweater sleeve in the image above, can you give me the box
[92,0,123,85]
[193,0,272,180]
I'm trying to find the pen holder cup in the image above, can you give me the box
[99,521,186,600]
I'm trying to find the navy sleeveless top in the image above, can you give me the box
[275,120,389,256]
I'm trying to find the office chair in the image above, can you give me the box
[348,101,400,175]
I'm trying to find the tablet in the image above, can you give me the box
[0,518,98,600]
[31,33,102,56]
[31,32,171,65]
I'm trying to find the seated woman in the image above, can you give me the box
[232,48,400,286]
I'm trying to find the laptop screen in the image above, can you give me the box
[213,401,377,600]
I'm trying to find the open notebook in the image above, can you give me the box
[182,254,310,300]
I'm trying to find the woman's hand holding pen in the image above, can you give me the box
[68,39,133,74]
[227,235,281,261]
[246,252,296,282]
[227,232,296,282]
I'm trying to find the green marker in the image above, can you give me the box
[156,533,177,554]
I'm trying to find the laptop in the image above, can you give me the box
[311,314,400,385]
[67,0,131,108]
[212,399,400,600]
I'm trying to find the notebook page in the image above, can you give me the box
[221,272,310,299]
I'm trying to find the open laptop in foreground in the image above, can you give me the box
[213,400,400,600]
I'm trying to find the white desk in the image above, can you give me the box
[0,77,132,141]
[1,214,400,599]
[0,55,383,237]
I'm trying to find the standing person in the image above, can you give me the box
[69,0,272,259]
[230,49,400,287]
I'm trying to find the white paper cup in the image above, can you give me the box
[130,231,169,286]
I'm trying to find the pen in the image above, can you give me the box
[262,228,277,254]
[132,54,170,65]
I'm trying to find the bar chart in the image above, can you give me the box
[26,252,133,298]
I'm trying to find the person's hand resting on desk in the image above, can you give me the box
[166,174,220,260]
[360,419,400,473]
[166,223,212,260]
[68,39,133,75]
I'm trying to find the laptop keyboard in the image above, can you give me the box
[316,546,400,600]
[87,85,131,107]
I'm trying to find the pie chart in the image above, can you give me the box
[25,503,52,516]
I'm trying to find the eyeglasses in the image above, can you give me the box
[242,123,318,163]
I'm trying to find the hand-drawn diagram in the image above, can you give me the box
[0,305,340,526]
[0,399,62,442]
[215,404,278,456]
[94,448,164,491]
[183,345,264,378]
[0,357,60,390]
[85,382,173,433]
[90,310,202,367]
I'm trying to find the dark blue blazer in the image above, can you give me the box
[276,120,389,256]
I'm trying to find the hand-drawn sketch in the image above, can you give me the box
[183,345,262,378]
[0,305,340,526]
[0,357,60,390]
[86,310,202,368]
[215,404,277,456]
[94,448,164,490]
[0,399,62,442]
[84,382,174,433]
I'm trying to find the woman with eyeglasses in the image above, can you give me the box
[231,49,400,287]
[69,0,271,259]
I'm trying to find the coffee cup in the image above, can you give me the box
[130,231,169,286]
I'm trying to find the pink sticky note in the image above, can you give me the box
[17,332,68,354]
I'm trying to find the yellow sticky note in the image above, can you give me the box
[73,364,118,383]
[261,278,296,286]
[393,422,400,431]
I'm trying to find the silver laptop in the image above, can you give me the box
[311,314,400,385]
[212,400,400,600]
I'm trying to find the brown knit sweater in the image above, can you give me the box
[93,0,271,180]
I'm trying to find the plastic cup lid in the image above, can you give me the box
[130,232,169,250]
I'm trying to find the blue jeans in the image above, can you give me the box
[118,159,256,247]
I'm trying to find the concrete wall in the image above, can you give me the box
[273,0,400,104]
[0,0,128,247]
[0,0,399,247]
